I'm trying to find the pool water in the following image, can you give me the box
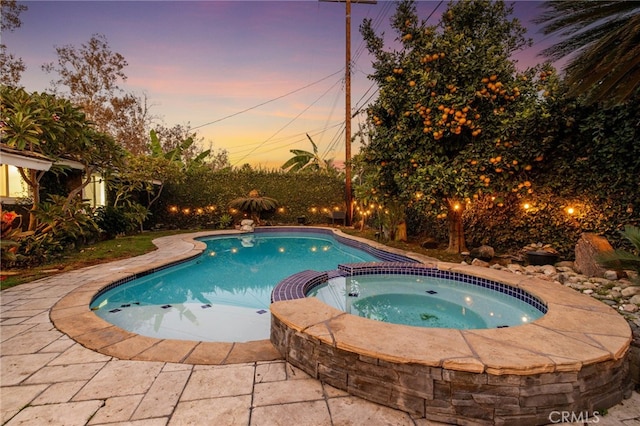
[308,274,543,329]
[90,232,379,342]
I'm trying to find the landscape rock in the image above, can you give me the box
[574,233,617,278]
[540,265,557,276]
[622,287,640,297]
[556,261,575,270]
[507,263,525,274]
[460,253,640,327]
[471,258,490,267]
[605,270,621,280]
[470,245,495,261]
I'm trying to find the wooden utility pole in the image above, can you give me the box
[345,0,352,226]
[322,0,376,226]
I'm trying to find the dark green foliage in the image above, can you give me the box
[94,206,130,239]
[462,96,639,257]
[535,1,640,104]
[148,168,345,229]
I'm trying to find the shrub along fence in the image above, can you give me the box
[148,168,346,229]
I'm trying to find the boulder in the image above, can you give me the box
[574,233,616,278]
[471,258,490,267]
[622,286,640,297]
[469,245,495,261]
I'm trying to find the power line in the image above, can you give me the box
[231,76,344,165]
[191,69,344,131]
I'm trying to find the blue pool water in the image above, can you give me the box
[91,231,379,342]
[308,274,544,329]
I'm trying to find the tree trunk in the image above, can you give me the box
[17,168,41,232]
[446,200,468,253]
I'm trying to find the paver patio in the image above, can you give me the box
[1,232,639,425]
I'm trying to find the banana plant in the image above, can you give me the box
[281,133,333,173]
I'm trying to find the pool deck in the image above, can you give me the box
[2,229,639,425]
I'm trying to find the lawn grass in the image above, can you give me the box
[0,230,194,290]
[1,227,461,290]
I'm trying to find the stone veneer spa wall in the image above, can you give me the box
[270,262,633,425]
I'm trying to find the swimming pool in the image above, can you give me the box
[308,273,544,329]
[90,229,388,342]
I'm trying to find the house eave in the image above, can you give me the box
[0,151,53,171]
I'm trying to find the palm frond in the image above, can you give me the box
[535,1,640,104]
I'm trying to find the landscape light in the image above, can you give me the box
[566,207,575,215]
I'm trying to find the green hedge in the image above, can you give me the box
[148,168,346,229]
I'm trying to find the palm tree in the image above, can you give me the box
[281,134,334,173]
[534,1,640,105]
[228,190,278,225]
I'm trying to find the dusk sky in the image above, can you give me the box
[5,1,559,168]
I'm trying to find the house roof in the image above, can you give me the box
[0,143,84,171]
[0,143,53,171]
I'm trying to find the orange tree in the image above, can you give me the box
[359,0,557,252]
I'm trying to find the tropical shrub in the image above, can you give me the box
[1,209,24,264]
[598,225,640,285]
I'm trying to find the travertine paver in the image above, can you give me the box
[180,364,255,400]
[0,384,48,424]
[254,361,287,383]
[72,360,164,401]
[250,400,332,426]
[87,394,145,425]
[169,395,252,425]
[31,380,87,405]
[48,343,112,365]
[1,230,638,426]
[24,361,107,385]
[253,378,325,406]
[0,330,61,354]
[327,397,417,425]
[131,369,191,419]
[4,400,104,426]
[1,353,60,386]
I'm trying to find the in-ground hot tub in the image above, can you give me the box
[270,262,632,425]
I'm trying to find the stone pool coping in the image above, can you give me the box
[50,226,632,372]
[50,226,429,364]
[271,261,632,375]
[50,229,281,364]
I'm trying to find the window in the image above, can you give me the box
[0,164,31,200]
[0,164,106,207]
[82,175,106,208]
